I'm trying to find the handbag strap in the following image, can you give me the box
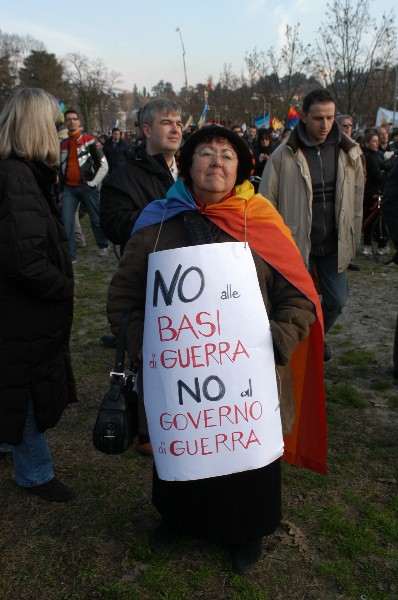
[112,308,133,376]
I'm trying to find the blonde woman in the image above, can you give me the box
[0,88,77,502]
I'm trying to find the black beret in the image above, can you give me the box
[177,124,255,185]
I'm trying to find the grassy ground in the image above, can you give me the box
[0,224,397,600]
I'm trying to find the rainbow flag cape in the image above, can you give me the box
[132,178,327,474]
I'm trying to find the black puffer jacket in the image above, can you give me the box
[0,157,77,444]
[100,144,174,249]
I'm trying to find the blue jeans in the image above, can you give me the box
[10,398,54,487]
[309,253,349,334]
[61,185,108,260]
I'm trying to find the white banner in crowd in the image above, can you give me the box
[143,242,284,481]
[376,107,398,127]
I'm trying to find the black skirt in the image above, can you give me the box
[152,458,282,545]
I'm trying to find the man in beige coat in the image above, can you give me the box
[259,89,364,360]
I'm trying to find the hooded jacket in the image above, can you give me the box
[100,144,175,248]
[259,123,364,272]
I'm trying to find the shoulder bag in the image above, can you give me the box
[93,309,137,454]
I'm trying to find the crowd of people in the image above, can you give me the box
[0,86,397,576]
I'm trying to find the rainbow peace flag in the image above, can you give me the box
[133,178,327,474]
[287,106,300,129]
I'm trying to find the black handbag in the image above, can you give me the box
[93,309,137,454]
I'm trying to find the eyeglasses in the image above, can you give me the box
[194,149,237,163]
[341,123,353,128]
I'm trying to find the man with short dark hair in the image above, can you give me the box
[244,125,257,149]
[259,89,365,360]
[102,127,129,173]
[60,109,109,262]
[231,124,243,137]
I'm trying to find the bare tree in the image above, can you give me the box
[244,48,269,88]
[213,64,241,125]
[1,31,45,76]
[243,26,313,122]
[219,63,240,91]
[0,30,45,106]
[313,0,397,116]
[267,24,313,119]
[64,53,121,131]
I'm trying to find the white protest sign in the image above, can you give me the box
[143,241,283,481]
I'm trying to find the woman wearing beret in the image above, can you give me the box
[107,125,326,573]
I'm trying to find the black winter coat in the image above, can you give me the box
[382,159,398,250]
[100,144,174,249]
[363,148,384,204]
[0,157,77,445]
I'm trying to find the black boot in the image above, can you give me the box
[231,539,262,574]
[101,333,117,348]
[347,262,361,271]
[149,521,181,553]
[23,477,75,503]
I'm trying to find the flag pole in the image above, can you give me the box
[176,27,188,91]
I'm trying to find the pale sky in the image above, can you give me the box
[1,0,397,93]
